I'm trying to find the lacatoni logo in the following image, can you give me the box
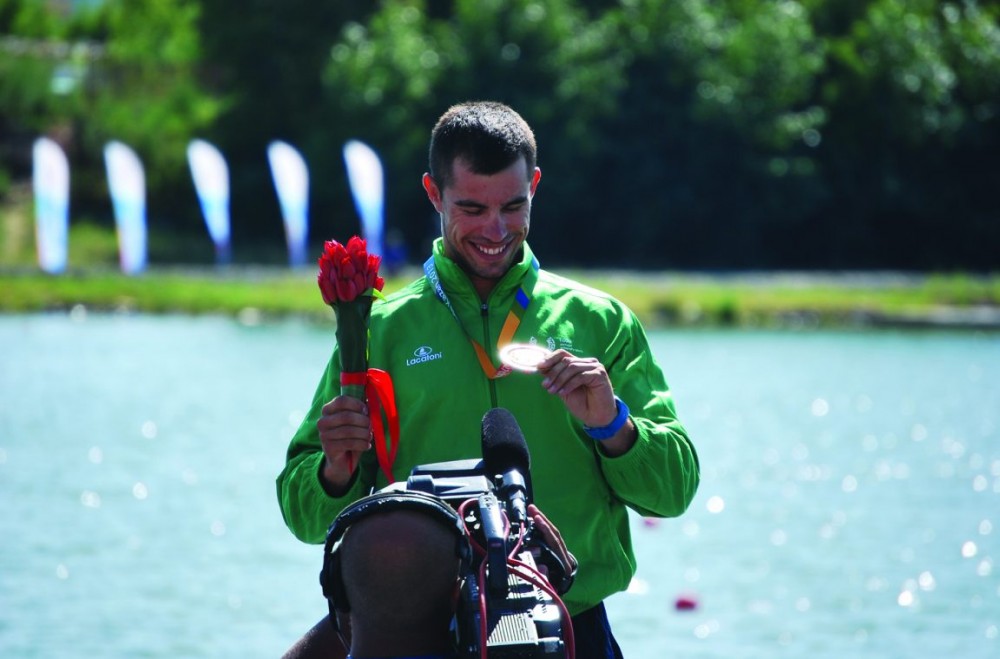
[407,345,443,366]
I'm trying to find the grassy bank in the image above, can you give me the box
[4,190,999,329]
[2,266,999,330]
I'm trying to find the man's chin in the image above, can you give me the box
[459,253,505,275]
[472,257,517,279]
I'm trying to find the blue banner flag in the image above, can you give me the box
[103,141,147,275]
[187,139,232,265]
[32,137,70,274]
[342,140,385,258]
[267,141,310,268]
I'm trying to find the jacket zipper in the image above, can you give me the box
[481,302,498,408]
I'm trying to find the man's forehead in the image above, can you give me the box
[442,158,532,204]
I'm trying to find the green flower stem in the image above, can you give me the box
[335,295,374,401]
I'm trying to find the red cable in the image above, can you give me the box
[457,500,575,659]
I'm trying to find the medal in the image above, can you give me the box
[499,343,551,374]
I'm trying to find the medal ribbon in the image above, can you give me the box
[340,369,399,483]
[423,255,537,379]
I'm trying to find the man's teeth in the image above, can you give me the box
[478,245,504,256]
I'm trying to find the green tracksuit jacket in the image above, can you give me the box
[277,239,700,615]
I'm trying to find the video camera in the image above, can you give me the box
[380,407,576,659]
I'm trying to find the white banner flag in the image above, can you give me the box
[342,140,384,258]
[103,141,147,275]
[32,137,70,274]
[267,140,310,268]
[187,139,232,265]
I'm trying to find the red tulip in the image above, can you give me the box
[317,237,384,304]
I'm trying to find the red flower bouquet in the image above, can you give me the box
[317,236,397,480]
[318,236,385,398]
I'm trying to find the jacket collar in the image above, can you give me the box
[430,238,539,306]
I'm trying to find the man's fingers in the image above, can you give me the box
[318,395,374,462]
[538,353,578,392]
[541,357,603,395]
[528,504,570,556]
[318,411,370,435]
[320,394,369,416]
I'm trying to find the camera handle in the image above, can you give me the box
[477,492,510,599]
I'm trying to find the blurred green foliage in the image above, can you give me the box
[1,0,998,270]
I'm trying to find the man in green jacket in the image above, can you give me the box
[278,101,699,659]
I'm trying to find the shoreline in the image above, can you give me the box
[1,267,998,331]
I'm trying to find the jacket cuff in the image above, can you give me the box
[316,456,360,498]
[596,421,647,469]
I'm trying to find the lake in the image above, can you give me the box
[1,312,997,658]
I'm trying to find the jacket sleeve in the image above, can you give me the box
[596,309,700,518]
[275,353,375,544]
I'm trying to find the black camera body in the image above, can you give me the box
[392,457,570,659]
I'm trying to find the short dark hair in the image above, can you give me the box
[340,509,461,631]
[428,101,537,190]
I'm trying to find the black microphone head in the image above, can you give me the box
[481,407,530,474]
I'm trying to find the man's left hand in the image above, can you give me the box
[536,349,636,455]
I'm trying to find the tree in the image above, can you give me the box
[320,0,627,262]
[818,0,1000,267]
[195,0,372,255]
[1,0,221,256]
[3,0,997,270]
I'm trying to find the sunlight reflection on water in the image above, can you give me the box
[610,329,1000,659]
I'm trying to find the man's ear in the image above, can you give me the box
[530,167,541,197]
[423,173,443,212]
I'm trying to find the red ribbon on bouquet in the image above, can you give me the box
[340,368,399,483]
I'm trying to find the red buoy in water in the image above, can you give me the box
[674,593,699,611]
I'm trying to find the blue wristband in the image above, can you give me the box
[584,397,630,440]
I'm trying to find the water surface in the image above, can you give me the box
[1,313,997,657]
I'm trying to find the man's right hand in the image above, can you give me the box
[317,395,373,492]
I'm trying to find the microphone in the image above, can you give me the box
[481,407,531,526]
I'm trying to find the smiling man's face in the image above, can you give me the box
[423,156,541,299]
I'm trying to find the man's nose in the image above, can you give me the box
[481,211,507,241]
